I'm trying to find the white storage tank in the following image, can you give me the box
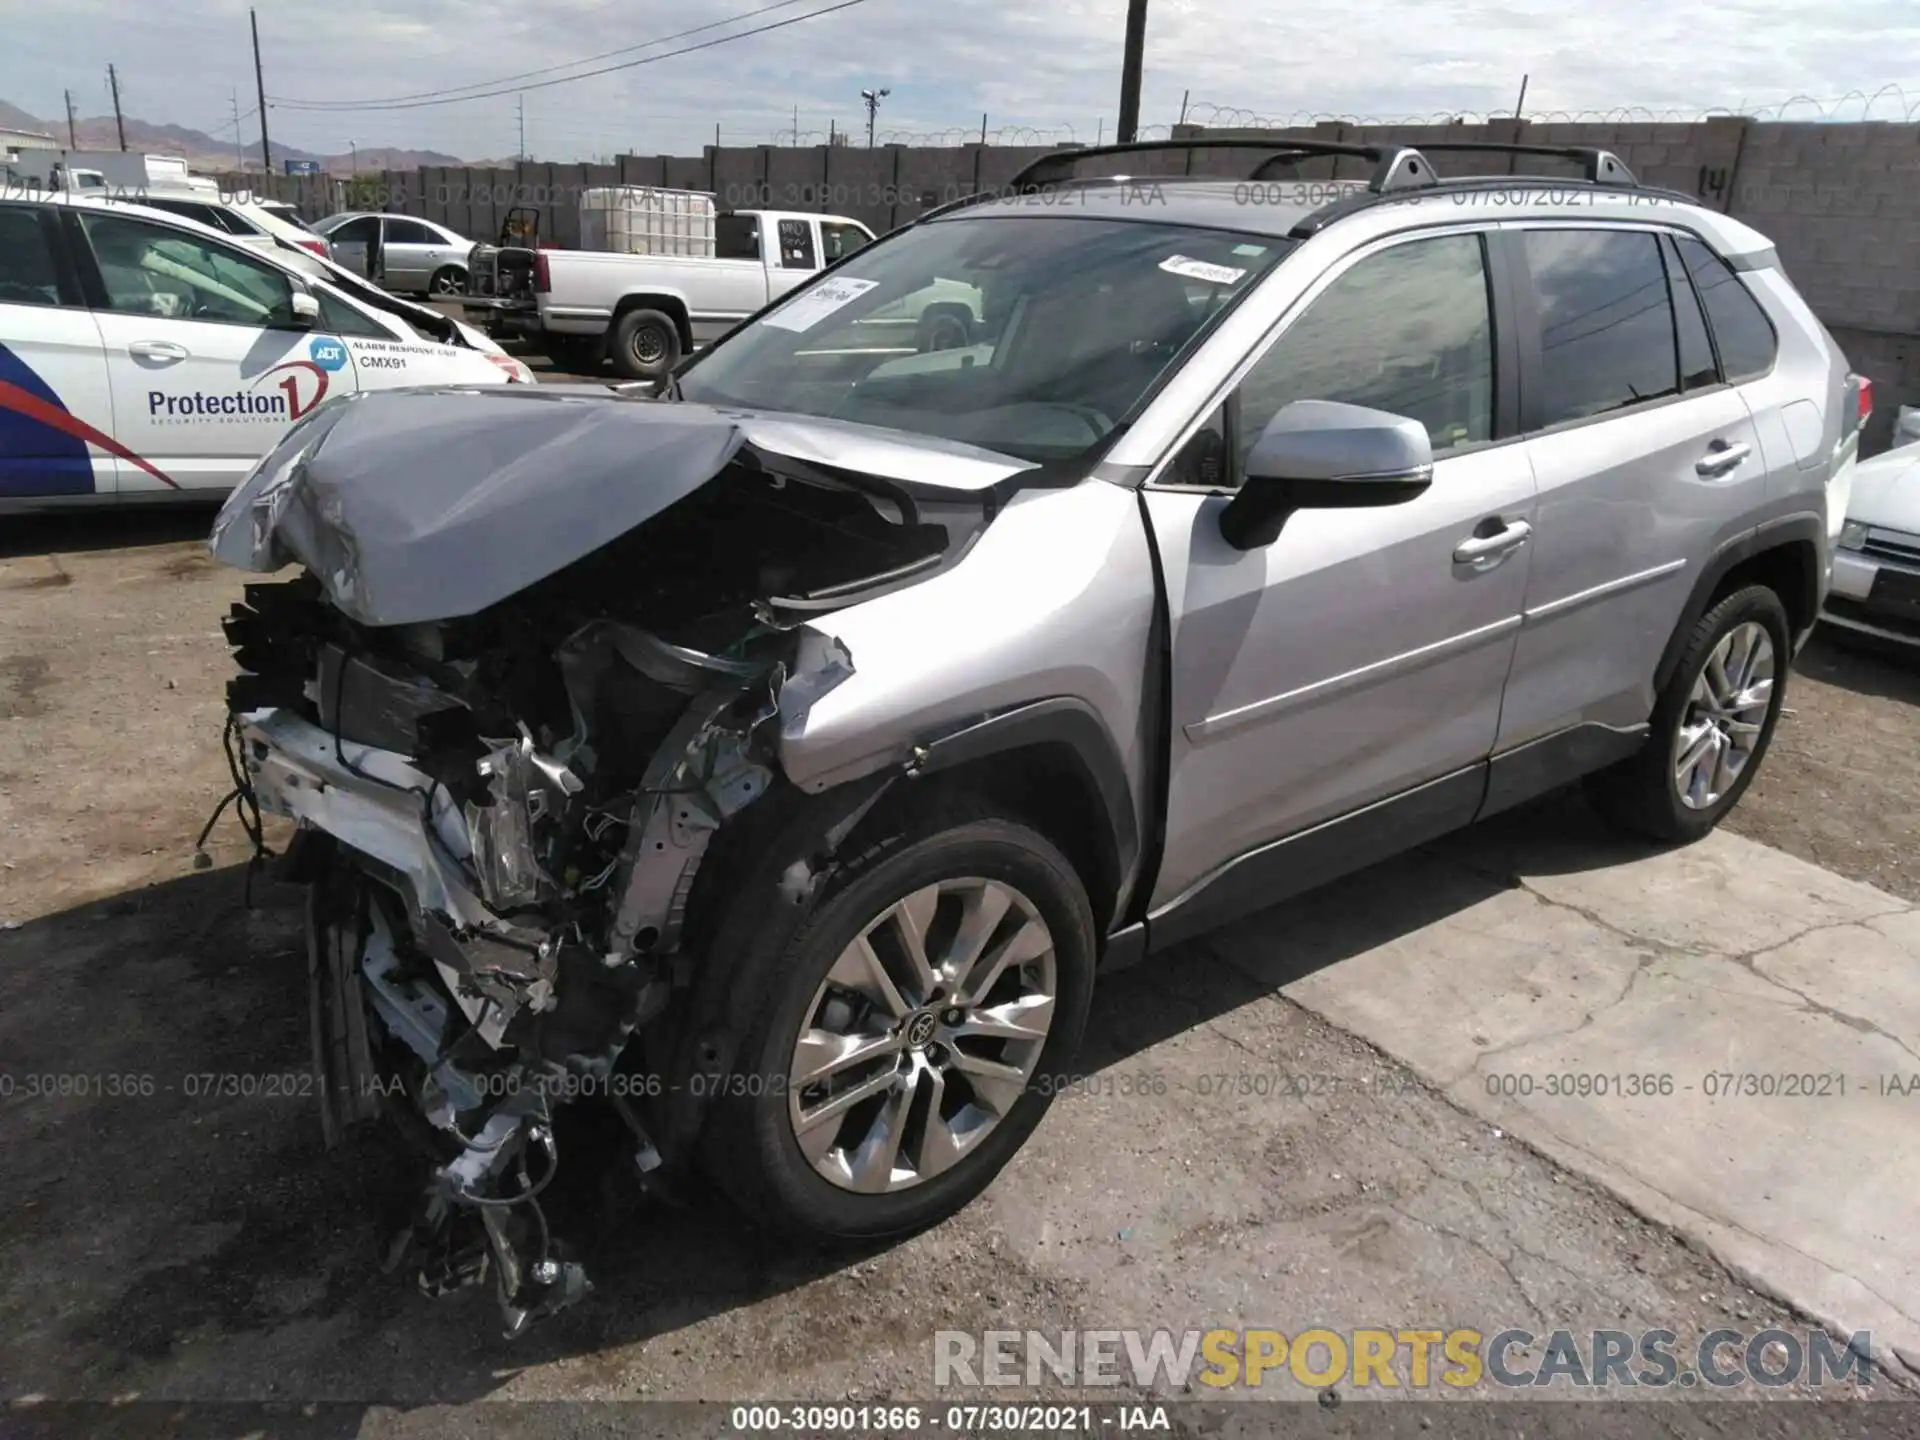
[579,186,718,257]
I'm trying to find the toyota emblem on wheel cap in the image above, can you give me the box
[904,1011,939,1049]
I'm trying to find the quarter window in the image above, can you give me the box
[78,212,295,326]
[1235,232,1495,469]
[1675,235,1777,382]
[1523,229,1679,427]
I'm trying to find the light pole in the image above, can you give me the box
[860,87,890,148]
[1116,0,1148,143]
[349,141,358,174]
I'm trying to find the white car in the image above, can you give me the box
[1824,433,1920,649]
[314,212,474,296]
[104,189,332,260]
[0,192,533,508]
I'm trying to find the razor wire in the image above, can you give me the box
[1182,84,1920,128]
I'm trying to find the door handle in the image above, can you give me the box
[1696,440,1751,477]
[1453,519,1532,565]
[128,340,189,364]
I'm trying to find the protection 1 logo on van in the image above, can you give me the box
[309,337,348,372]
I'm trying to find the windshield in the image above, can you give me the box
[675,213,1290,462]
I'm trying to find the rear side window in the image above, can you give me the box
[778,219,818,270]
[384,218,437,245]
[1523,229,1678,427]
[1675,236,1777,382]
[0,205,72,307]
[1661,235,1718,391]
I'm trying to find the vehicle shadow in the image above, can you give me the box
[0,789,1654,1422]
[0,503,220,560]
[1797,626,1920,704]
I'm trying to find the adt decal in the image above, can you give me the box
[309,337,348,372]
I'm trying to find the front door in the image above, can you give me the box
[1143,229,1536,929]
[73,208,360,494]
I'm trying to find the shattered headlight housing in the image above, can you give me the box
[464,732,582,911]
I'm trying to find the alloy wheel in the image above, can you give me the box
[1672,620,1775,810]
[787,878,1057,1194]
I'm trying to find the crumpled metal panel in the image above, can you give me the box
[209,387,1035,629]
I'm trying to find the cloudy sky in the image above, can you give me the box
[4,0,1918,160]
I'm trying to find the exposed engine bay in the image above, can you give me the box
[209,387,1020,1334]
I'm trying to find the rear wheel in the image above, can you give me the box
[1587,584,1791,842]
[702,804,1096,1239]
[609,308,683,382]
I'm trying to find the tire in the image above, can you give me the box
[609,308,683,381]
[427,265,467,297]
[1586,584,1791,843]
[915,304,973,353]
[701,801,1097,1240]
[543,334,603,373]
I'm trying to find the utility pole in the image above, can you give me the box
[517,94,526,160]
[1513,73,1530,120]
[250,8,272,173]
[64,90,78,147]
[1116,0,1148,143]
[231,90,244,170]
[860,87,890,148]
[107,65,127,151]
[793,103,799,146]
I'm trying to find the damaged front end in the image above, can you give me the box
[211,388,1012,1334]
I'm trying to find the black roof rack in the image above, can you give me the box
[1004,138,1438,196]
[914,136,1647,228]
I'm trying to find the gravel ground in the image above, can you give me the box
[1,512,1915,1433]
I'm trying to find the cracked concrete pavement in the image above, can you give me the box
[4,516,1919,1422]
[1210,787,1920,1383]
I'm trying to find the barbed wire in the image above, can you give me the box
[1182,84,1920,128]
[764,122,1093,146]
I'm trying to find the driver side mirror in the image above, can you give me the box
[1218,400,1433,550]
[286,289,320,330]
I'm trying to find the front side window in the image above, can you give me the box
[1675,235,1777,382]
[1235,232,1495,470]
[677,214,1289,463]
[78,212,294,326]
[0,205,72,308]
[822,221,870,263]
[1524,228,1679,427]
[315,286,395,339]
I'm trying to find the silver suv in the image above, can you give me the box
[210,139,1862,1333]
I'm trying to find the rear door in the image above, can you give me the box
[71,207,361,494]
[1496,224,1769,751]
[380,217,441,291]
[0,202,122,499]
[1143,227,1536,926]
[326,215,379,279]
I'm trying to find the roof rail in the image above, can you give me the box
[1389,141,1637,185]
[912,137,1646,231]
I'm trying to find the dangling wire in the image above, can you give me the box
[193,714,272,906]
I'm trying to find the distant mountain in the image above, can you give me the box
[2,99,469,173]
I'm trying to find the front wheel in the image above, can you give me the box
[427,265,467,296]
[1587,584,1791,843]
[701,805,1096,1240]
[609,308,683,381]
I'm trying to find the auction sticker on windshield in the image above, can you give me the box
[764,276,881,332]
[1161,255,1246,286]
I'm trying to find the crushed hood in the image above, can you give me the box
[210,386,1036,628]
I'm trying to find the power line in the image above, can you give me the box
[271,0,827,111]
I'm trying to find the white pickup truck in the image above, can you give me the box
[526,207,877,379]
